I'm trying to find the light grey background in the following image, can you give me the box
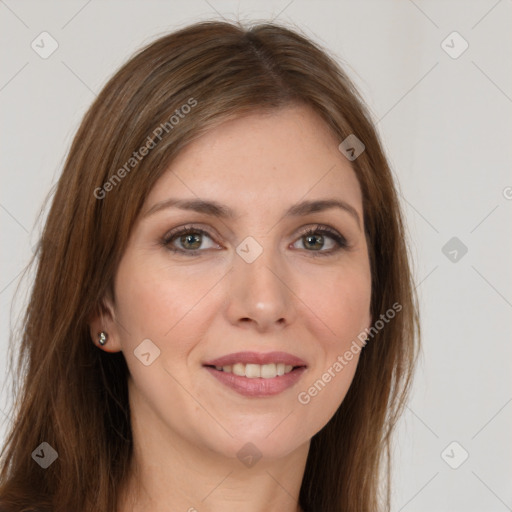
[1,1,511,510]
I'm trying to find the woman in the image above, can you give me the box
[0,20,420,512]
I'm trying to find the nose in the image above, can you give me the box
[224,242,297,333]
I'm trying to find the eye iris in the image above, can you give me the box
[181,233,201,250]
[304,234,323,250]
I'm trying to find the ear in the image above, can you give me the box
[88,295,123,353]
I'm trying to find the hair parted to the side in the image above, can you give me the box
[0,20,420,512]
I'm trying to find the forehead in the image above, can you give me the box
[147,105,363,211]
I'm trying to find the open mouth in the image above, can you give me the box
[204,363,306,379]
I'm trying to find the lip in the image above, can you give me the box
[204,366,307,397]
[203,351,307,367]
[202,351,308,398]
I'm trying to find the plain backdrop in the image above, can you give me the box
[1,1,511,511]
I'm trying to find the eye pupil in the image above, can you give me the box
[182,233,201,249]
[304,234,323,250]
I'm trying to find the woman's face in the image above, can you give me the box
[100,105,372,461]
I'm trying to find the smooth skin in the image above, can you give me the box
[90,104,373,512]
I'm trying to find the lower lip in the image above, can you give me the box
[204,366,307,397]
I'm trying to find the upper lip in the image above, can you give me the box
[203,351,307,367]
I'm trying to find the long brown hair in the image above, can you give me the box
[0,20,420,512]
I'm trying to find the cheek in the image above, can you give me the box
[294,260,372,340]
[115,258,182,335]
[292,261,370,429]
[297,343,360,435]
[113,256,226,362]
[296,354,359,440]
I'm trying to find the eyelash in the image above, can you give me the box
[161,224,349,257]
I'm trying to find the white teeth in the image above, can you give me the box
[245,364,261,378]
[232,363,245,377]
[218,362,296,378]
[260,363,276,379]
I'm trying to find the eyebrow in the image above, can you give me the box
[143,197,362,230]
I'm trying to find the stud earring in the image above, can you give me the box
[98,331,108,346]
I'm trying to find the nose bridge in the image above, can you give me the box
[226,233,295,329]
